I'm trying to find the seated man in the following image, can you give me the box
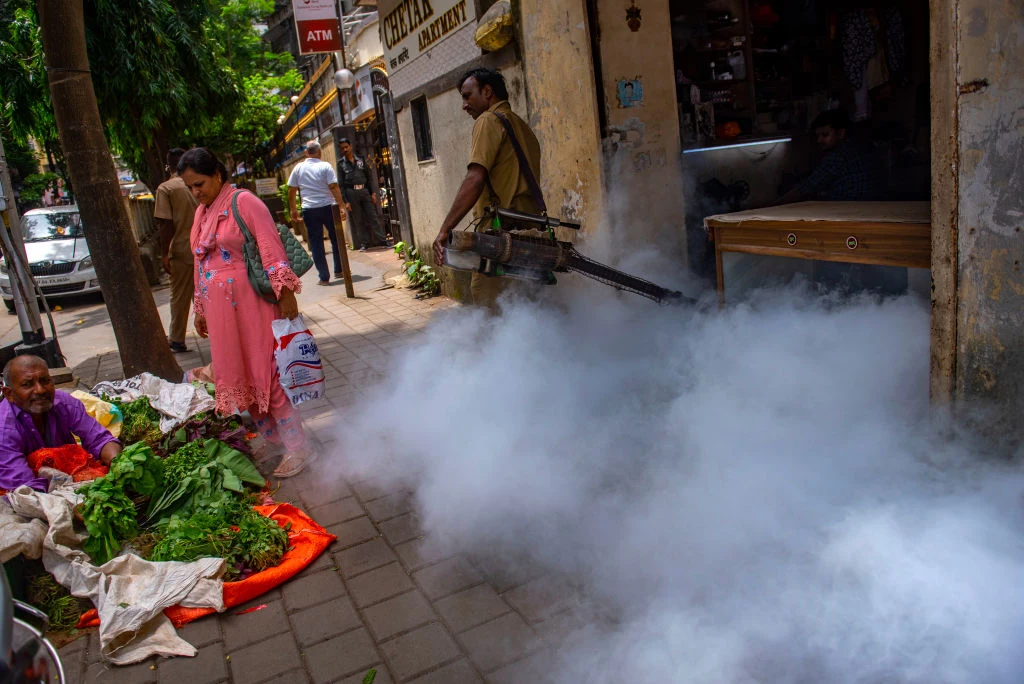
[777,109,884,204]
[0,355,122,491]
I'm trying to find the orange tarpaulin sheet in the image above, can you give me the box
[76,503,335,630]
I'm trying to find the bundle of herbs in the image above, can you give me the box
[149,501,289,580]
[27,574,87,632]
[104,395,163,446]
[79,435,287,577]
[142,440,288,578]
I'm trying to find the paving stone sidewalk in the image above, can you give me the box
[60,255,584,684]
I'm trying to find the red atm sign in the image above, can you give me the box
[292,0,342,55]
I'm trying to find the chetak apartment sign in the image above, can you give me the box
[292,0,342,55]
[379,0,476,73]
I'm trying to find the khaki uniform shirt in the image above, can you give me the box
[469,100,542,218]
[153,175,199,261]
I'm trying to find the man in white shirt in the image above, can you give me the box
[287,141,348,285]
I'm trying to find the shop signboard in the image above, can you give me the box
[378,0,476,74]
[292,0,342,55]
[254,178,279,196]
[342,64,377,121]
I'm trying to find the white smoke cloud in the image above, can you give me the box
[329,279,1024,683]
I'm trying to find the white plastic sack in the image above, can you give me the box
[5,485,224,664]
[92,372,217,433]
[272,315,326,408]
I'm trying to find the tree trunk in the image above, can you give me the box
[37,0,182,381]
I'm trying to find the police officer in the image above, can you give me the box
[338,138,387,249]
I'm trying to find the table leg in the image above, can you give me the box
[715,229,725,307]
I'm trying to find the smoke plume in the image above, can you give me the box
[329,276,1024,683]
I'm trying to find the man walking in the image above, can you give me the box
[338,138,387,249]
[287,141,347,285]
[154,147,198,352]
[432,68,543,307]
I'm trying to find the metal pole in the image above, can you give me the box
[0,132,46,343]
[332,203,355,298]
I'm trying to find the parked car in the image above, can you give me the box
[0,206,100,313]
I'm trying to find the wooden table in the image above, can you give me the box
[704,201,931,302]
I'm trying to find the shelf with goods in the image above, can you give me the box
[673,0,758,145]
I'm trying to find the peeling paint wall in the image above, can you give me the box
[594,0,686,252]
[949,0,1024,426]
[518,0,605,233]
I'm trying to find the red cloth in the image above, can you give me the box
[76,503,335,630]
[27,444,109,482]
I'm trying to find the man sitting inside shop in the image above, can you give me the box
[777,109,884,204]
[0,355,122,491]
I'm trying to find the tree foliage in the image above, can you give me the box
[1,0,300,191]
[0,1,64,179]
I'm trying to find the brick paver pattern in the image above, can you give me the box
[62,255,580,684]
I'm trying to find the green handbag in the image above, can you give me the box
[230,190,314,303]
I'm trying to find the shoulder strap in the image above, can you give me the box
[493,111,546,214]
[230,190,256,245]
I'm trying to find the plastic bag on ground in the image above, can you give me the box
[71,390,123,438]
[271,315,326,408]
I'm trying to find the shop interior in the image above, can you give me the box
[671,0,931,294]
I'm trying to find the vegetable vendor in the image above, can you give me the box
[0,355,122,491]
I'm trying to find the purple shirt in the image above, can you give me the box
[0,390,119,491]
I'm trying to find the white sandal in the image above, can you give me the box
[273,449,315,478]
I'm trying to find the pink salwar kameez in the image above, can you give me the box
[191,184,306,451]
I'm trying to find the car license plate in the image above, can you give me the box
[42,276,71,284]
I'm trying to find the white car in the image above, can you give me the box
[0,206,101,313]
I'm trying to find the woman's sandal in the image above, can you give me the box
[273,449,316,478]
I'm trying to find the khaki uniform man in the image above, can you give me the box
[154,148,199,352]
[433,68,542,308]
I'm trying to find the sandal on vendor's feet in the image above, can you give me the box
[273,450,316,478]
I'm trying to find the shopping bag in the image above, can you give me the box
[271,315,326,407]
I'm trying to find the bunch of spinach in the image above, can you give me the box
[79,476,138,565]
[78,443,165,565]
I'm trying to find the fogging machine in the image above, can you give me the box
[444,208,691,304]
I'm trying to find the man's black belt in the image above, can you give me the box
[345,184,366,190]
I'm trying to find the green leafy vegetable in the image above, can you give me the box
[145,440,265,525]
[104,396,162,445]
[79,477,138,565]
[28,573,84,632]
[108,443,164,497]
[148,503,288,579]
[163,440,210,482]
[79,443,165,564]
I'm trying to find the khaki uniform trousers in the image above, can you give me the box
[168,252,195,344]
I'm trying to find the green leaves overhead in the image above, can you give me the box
[0,0,301,187]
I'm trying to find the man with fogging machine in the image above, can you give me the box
[338,138,388,249]
[432,67,544,308]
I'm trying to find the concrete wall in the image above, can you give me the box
[593,0,686,253]
[518,0,605,233]
[931,0,1024,431]
[348,21,383,69]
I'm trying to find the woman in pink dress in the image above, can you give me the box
[178,148,311,477]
